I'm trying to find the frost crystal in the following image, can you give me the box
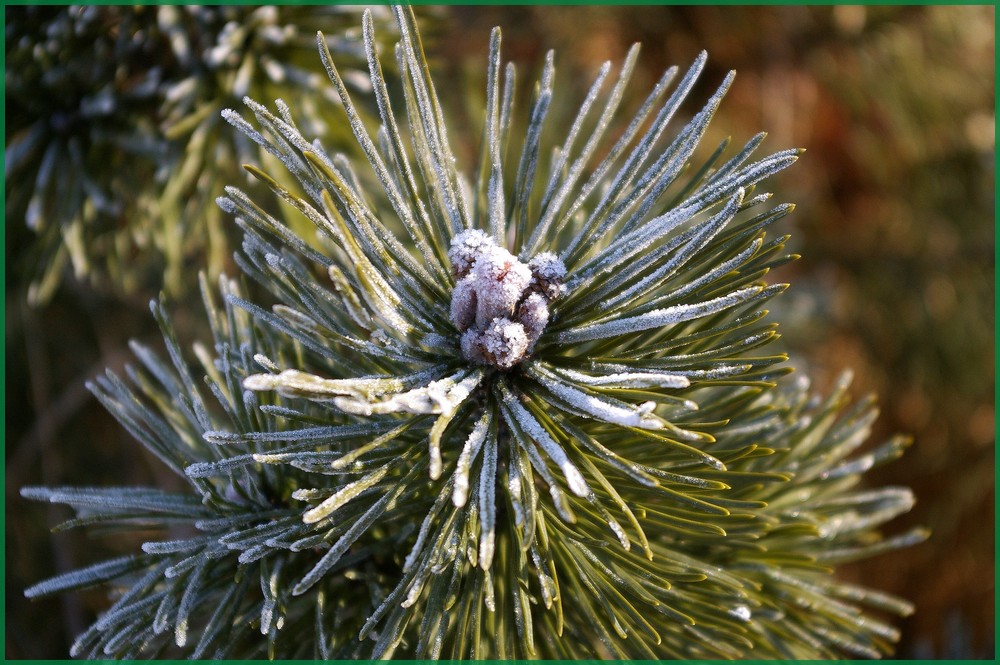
[517,292,550,352]
[481,318,529,370]
[527,251,568,299]
[471,245,532,328]
[449,232,566,369]
[448,229,495,278]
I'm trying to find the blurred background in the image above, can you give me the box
[6,5,994,658]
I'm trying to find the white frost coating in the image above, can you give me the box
[220,108,271,152]
[530,366,665,430]
[527,251,567,299]
[273,304,318,331]
[452,414,490,507]
[427,371,485,479]
[480,318,529,370]
[675,364,752,380]
[483,570,497,613]
[472,245,532,327]
[596,190,744,312]
[333,371,480,416]
[427,371,482,413]
[561,464,589,499]
[527,251,566,282]
[448,229,494,277]
[729,605,752,622]
[450,276,477,332]
[479,529,496,573]
[507,461,525,526]
[661,237,764,302]
[501,385,590,498]
[291,488,326,501]
[420,333,453,350]
[301,466,389,524]
[554,366,690,389]
[577,202,697,285]
[478,429,498,571]
[556,285,763,344]
[216,196,238,214]
[608,517,629,550]
[253,353,279,372]
[357,261,414,336]
[449,230,565,369]
[401,573,427,609]
[460,329,488,365]
[517,293,550,351]
[327,264,372,329]
[243,369,404,399]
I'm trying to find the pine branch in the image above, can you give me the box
[22,6,923,659]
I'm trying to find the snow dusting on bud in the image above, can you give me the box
[471,245,532,327]
[518,292,550,352]
[448,229,495,278]
[527,251,567,300]
[448,231,566,370]
[481,318,529,370]
[450,276,477,332]
[460,329,489,365]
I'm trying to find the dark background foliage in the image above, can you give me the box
[6,5,993,658]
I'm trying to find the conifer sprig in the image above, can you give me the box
[6,5,398,302]
[23,7,923,658]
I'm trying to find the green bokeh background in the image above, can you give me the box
[6,5,994,658]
